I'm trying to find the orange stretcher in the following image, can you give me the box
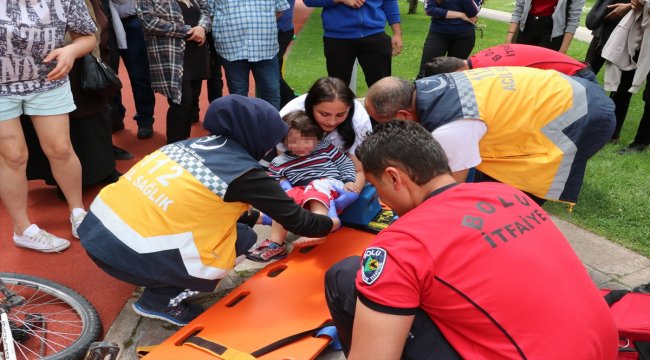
[142,227,376,360]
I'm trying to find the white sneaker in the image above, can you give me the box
[70,209,87,239]
[13,227,71,253]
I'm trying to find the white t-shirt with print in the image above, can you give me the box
[278,94,372,156]
[0,0,97,96]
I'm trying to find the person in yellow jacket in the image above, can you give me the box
[79,95,340,326]
[364,67,615,205]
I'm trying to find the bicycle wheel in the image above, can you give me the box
[0,273,101,360]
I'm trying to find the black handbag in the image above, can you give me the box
[80,54,122,98]
[586,0,616,30]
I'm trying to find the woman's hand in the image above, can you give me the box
[328,200,342,232]
[605,2,632,18]
[44,33,95,81]
[505,22,518,43]
[43,46,76,81]
[446,10,477,24]
[279,179,293,191]
[338,0,365,8]
[333,186,360,210]
[187,26,206,45]
[460,13,478,24]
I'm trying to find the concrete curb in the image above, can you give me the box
[552,216,650,289]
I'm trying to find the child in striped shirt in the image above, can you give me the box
[247,110,357,262]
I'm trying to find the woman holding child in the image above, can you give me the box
[278,77,372,193]
[245,77,372,262]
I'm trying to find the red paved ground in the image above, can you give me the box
[0,1,314,336]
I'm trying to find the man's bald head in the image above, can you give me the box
[365,77,417,123]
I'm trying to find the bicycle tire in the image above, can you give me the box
[0,273,101,360]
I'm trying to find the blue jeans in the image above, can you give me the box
[220,55,281,110]
[119,17,155,126]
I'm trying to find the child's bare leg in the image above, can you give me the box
[309,201,328,215]
[293,201,328,245]
[269,220,289,246]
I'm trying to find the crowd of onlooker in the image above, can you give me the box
[2,0,648,356]
[1,0,648,254]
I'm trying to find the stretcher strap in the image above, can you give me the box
[149,321,336,359]
[185,336,256,360]
[251,321,334,357]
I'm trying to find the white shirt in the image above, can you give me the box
[432,119,487,172]
[278,94,372,155]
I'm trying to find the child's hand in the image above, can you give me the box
[343,182,359,193]
[44,46,77,81]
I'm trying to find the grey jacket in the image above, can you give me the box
[602,0,650,93]
[137,0,212,104]
[510,0,585,38]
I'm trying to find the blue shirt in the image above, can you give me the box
[277,0,295,31]
[425,0,482,34]
[208,0,290,62]
[303,0,400,39]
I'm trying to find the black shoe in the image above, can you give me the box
[132,298,203,326]
[618,142,649,154]
[137,124,154,139]
[113,146,134,160]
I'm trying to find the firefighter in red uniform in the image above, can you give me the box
[324,120,618,360]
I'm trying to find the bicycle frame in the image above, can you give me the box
[1,276,20,360]
[1,306,18,360]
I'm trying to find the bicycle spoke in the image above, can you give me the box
[1,273,100,360]
[19,321,82,341]
[12,338,41,360]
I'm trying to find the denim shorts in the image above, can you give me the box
[0,81,76,121]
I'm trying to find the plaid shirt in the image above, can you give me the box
[208,0,289,62]
[137,0,212,103]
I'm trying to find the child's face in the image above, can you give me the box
[286,129,319,157]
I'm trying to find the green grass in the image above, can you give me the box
[284,2,650,258]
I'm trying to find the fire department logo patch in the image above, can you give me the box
[361,247,387,285]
